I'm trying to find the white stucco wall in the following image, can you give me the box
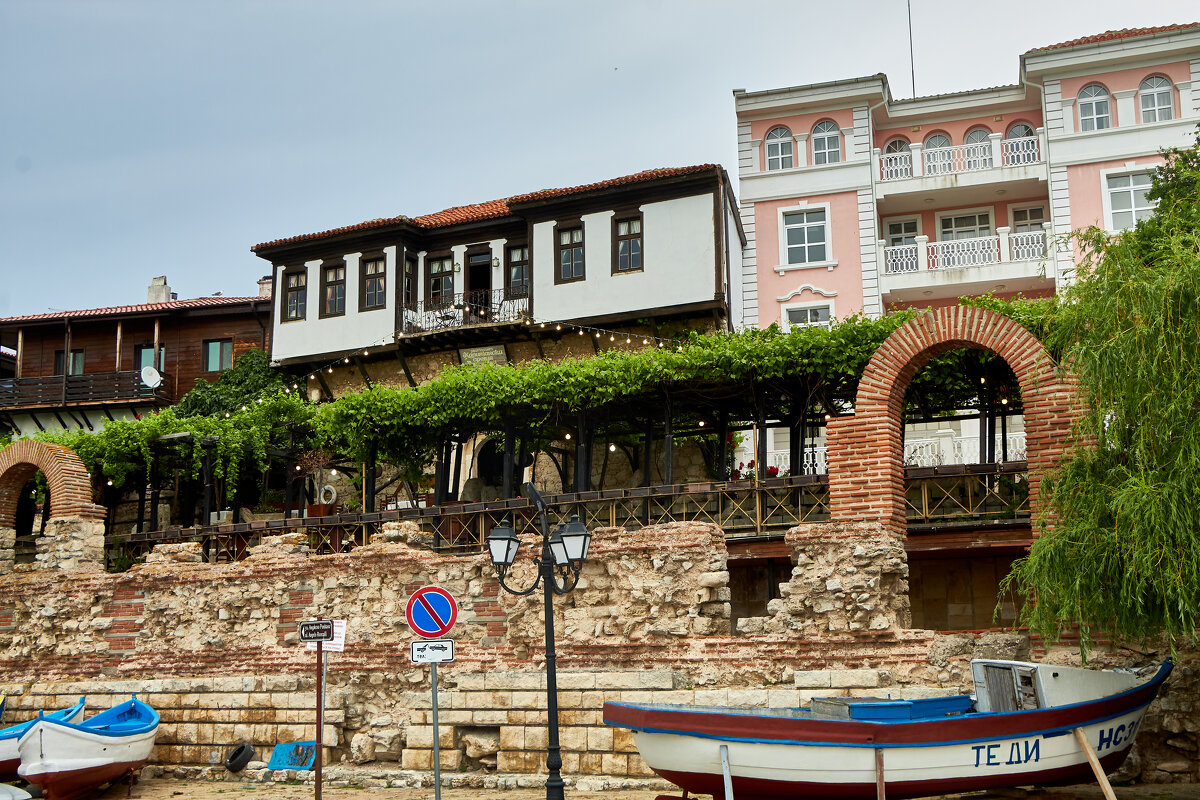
[270,246,398,362]
[532,192,718,323]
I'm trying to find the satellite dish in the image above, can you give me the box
[140,366,163,388]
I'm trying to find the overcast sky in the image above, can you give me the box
[1,0,1195,317]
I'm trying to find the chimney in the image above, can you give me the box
[258,275,273,299]
[147,276,172,303]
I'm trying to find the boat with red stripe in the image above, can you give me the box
[603,659,1171,800]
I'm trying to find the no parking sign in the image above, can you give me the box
[405,586,458,638]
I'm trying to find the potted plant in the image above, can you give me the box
[297,449,338,517]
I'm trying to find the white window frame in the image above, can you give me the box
[881,214,922,245]
[1078,84,1112,131]
[811,120,841,165]
[765,126,794,171]
[1138,76,1174,123]
[1007,202,1047,233]
[775,202,836,273]
[1100,165,1157,233]
[1004,122,1035,140]
[934,206,994,242]
[781,298,836,331]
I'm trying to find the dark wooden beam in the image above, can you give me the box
[396,351,416,387]
[314,370,335,401]
[353,356,373,390]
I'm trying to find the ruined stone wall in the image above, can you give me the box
[0,522,1195,784]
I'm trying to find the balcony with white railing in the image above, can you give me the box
[880,225,1053,303]
[764,431,1025,476]
[873,131,1046,194]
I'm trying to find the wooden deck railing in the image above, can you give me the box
[0,371,173,409]
[105,463,1029,568]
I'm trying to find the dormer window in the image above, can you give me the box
[1078,85,1111,131]
[765,127,793,170]
[811,121,840,165]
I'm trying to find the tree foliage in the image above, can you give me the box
[176,349,291,417]
[1003,129,1200,654]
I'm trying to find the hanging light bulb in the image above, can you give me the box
[540,322,546,328]
[344,357,350,364]
[609,335,615,342]
[363,350,369,356]
[578,329,584,336]
[658,342,664,348]
[241,405,248,411]
[106,479,113,486]
[292,383,298,389]
[595,331,601,338]
[225,412,231,418]
[643,339,649,345]
[608,443,616,452]
[330,468,338,475]
[626,337,631,344]
[257,398,264,403]
[564,433,572,440]
[295,465,302,472]
[327,367,333,373]
[556,324,562,331]
[698,420,705,427]
[308,374,314,380]
[824,413,832,421]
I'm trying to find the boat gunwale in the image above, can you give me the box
[603,660,1172,747]
[0,699,87,741]
[16,698,159,743]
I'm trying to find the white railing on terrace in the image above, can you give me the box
[928,236,1000,269]
[875,134,1043,182]
[904,433,1027,468]
[925,142,992,175]
[764,432,1026,474]
[881,227,1048,275]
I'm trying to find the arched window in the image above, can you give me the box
[1005,122,1035,139]
[923,132,953,175]
[964,128,992,169]
[1078,85,1111,131]
[880,138,912,180]
[1004,123,1038,165]
[1139,76,1174,123]
[765,127,794,170]
[811,120,841,165]
[884,138,910,153]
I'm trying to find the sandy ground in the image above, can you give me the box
[106,776,1200,800]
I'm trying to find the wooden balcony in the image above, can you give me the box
[0,371,173,410]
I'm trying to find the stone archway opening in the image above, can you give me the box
[810,306,1077,635]
[0,440,106,573]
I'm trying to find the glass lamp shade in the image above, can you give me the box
[487,520,520,567]
[560,514,591,564]
[548,526,569,567]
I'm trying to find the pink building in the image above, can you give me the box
[734,24,1200,329]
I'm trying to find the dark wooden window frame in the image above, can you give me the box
[53,349,84,376]
[282,267,308,323]
[403,255,418,309]
[426,252,455,307]
[611,210,644,275]
[554,220,585,285]
[464,246,493,295]
[320,260,347,319]
[202,338,234,373]
[133,344,166,372]
[505,241,530,298]
[359,254,387,312]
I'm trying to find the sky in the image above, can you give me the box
[1,0,1196,318]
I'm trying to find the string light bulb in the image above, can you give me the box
[344,357,350,364]
[556,324,562,331]
[626,337,631,344]
[595,331,601,338]
[107,479,114,486]
[643,339,649,345]
[609,335,615,342]
[363,350,369,356]
[609,443,616,452]
[327,367,333,373]
[698,420,705,427]
[578,329,584,336]
[564,433,572,440]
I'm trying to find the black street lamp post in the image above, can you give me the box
[487,482,592,800]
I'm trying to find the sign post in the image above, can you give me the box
[298,620,335,800]
[406,587,458,800]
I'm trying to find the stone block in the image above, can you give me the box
[511,691,542,709]
[586,726,614,752]
[600,753,628,775]
[829,669,881,688]
[767,690,801,708]
[559,726,587,751]
[499,726,524,750]
[794,670,833,689]
[726,689,768,706]
[613,727,638,754]
[524,725,548,750]
[401,748,432,771]
[557,672,597,690]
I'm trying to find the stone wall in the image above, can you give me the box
[0,522,1196,784]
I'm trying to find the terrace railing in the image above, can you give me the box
[109,466,1030,567]
[875,135,1042,182]
[881,228,1048,275]
[0,371,173,409]
[400,288,529,334]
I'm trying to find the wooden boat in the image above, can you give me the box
[604,659,1172,800]
[17,696,158,800]
[0,698,87,781]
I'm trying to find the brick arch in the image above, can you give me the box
[0,440,104,528]
[826,306,1077,532]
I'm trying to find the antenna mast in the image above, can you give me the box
[907,0,916,96]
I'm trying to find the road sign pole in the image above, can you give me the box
[315,638,323,800]
[431,661,441,800]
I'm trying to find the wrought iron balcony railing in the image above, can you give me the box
[0,371,173,409]
[400,288,530,334]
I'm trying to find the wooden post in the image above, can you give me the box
[14,328,22,378]
[115,321,123,371]
[1073,728,1118,800]
[663,392,674,485]
[875,747,886,800]
[502,422,515,500]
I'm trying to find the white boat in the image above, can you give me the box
[604,659,1171,799]
[0,698,86,781]
[17,696,158,800]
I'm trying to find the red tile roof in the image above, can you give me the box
[0,295,264,325]
[251,165,719,252]
[1026,23,1199,53]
